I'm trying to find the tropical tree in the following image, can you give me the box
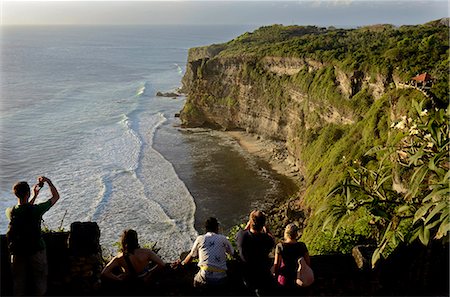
[321,100,449,268]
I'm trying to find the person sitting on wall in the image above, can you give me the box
[6,176,60,296]
[174,217,235,290]
[101,229,166,293]
[236,210,276,296]
[272,223,311,295]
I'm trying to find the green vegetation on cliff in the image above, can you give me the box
[219,20,449,105]
[181,19,449,262]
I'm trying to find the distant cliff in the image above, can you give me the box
[180,19,449,253]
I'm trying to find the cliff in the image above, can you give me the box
[180,20,449,253]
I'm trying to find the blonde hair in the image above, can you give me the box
[284,223,299,240]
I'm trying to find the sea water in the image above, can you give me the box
[0,25,296,260]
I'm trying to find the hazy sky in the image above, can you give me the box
[1,1,448,27]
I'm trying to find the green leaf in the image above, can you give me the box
[424,202,447,224]
[412,99,421,115]
[365,145,387,156]
[409,166,429,199]
[436,221,450,239]
[425,219,441,230]
[428,156,438,172]
[397,205,411,213]
[371,247,382,269]
[418,225,430,245]
[418,225,425,244]
[423,187,449,203]
[409,149,424,166]
[375,175,392,191]
[380,222,393,243]
[414,202,434,223]
[423,227,430,245]
[409,227,420,243]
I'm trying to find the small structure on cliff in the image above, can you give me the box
[410,72,434,89]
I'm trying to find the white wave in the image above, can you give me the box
[136,81,154,97]
[137,85,146,97]
[174,63,184,75]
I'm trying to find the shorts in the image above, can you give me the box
[11,249,48,296]
[193,269,227,287]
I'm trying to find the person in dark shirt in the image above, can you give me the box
[236,210,275,296]
[5,176,60,296]
[273,223,310,295]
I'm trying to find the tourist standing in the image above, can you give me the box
[6,176,60,296]
[236,210,276,296]
[272,223,311,295]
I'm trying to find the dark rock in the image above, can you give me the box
[69,222,101,256]
[156,91,181,97]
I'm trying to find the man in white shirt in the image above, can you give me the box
[178,217,234,287]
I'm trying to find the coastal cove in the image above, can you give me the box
[0,24,298,261]
[153,112,300,235]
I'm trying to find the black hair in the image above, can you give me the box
[13,181,30,201]
[205,217,219,233]
[121,229,140,254]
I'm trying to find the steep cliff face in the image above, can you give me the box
[180,47,389,170]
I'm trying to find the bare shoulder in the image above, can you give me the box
[135,248,156,257]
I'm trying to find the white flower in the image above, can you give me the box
[409,124,419,135]
[424,134,432,139]
[427,142,434,148]
[397,151,408,159]
[420,109,428,116]
[407,117,413,123]
[409,129,419,135]
[395,121,406,130]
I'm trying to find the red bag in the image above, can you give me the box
[277,258,287,286]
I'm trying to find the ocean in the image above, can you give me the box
[0,25,296,260]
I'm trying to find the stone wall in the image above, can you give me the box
[1,222,448,296]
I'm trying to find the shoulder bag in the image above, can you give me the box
[296,256,314,287]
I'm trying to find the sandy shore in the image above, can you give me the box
[225,131,303,184]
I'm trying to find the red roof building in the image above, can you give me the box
[411,72,434,88]
[412,72,433,82]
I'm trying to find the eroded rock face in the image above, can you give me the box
[180,45,395,172]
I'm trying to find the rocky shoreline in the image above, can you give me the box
[223,130,308,240]
[225,130,302,183]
